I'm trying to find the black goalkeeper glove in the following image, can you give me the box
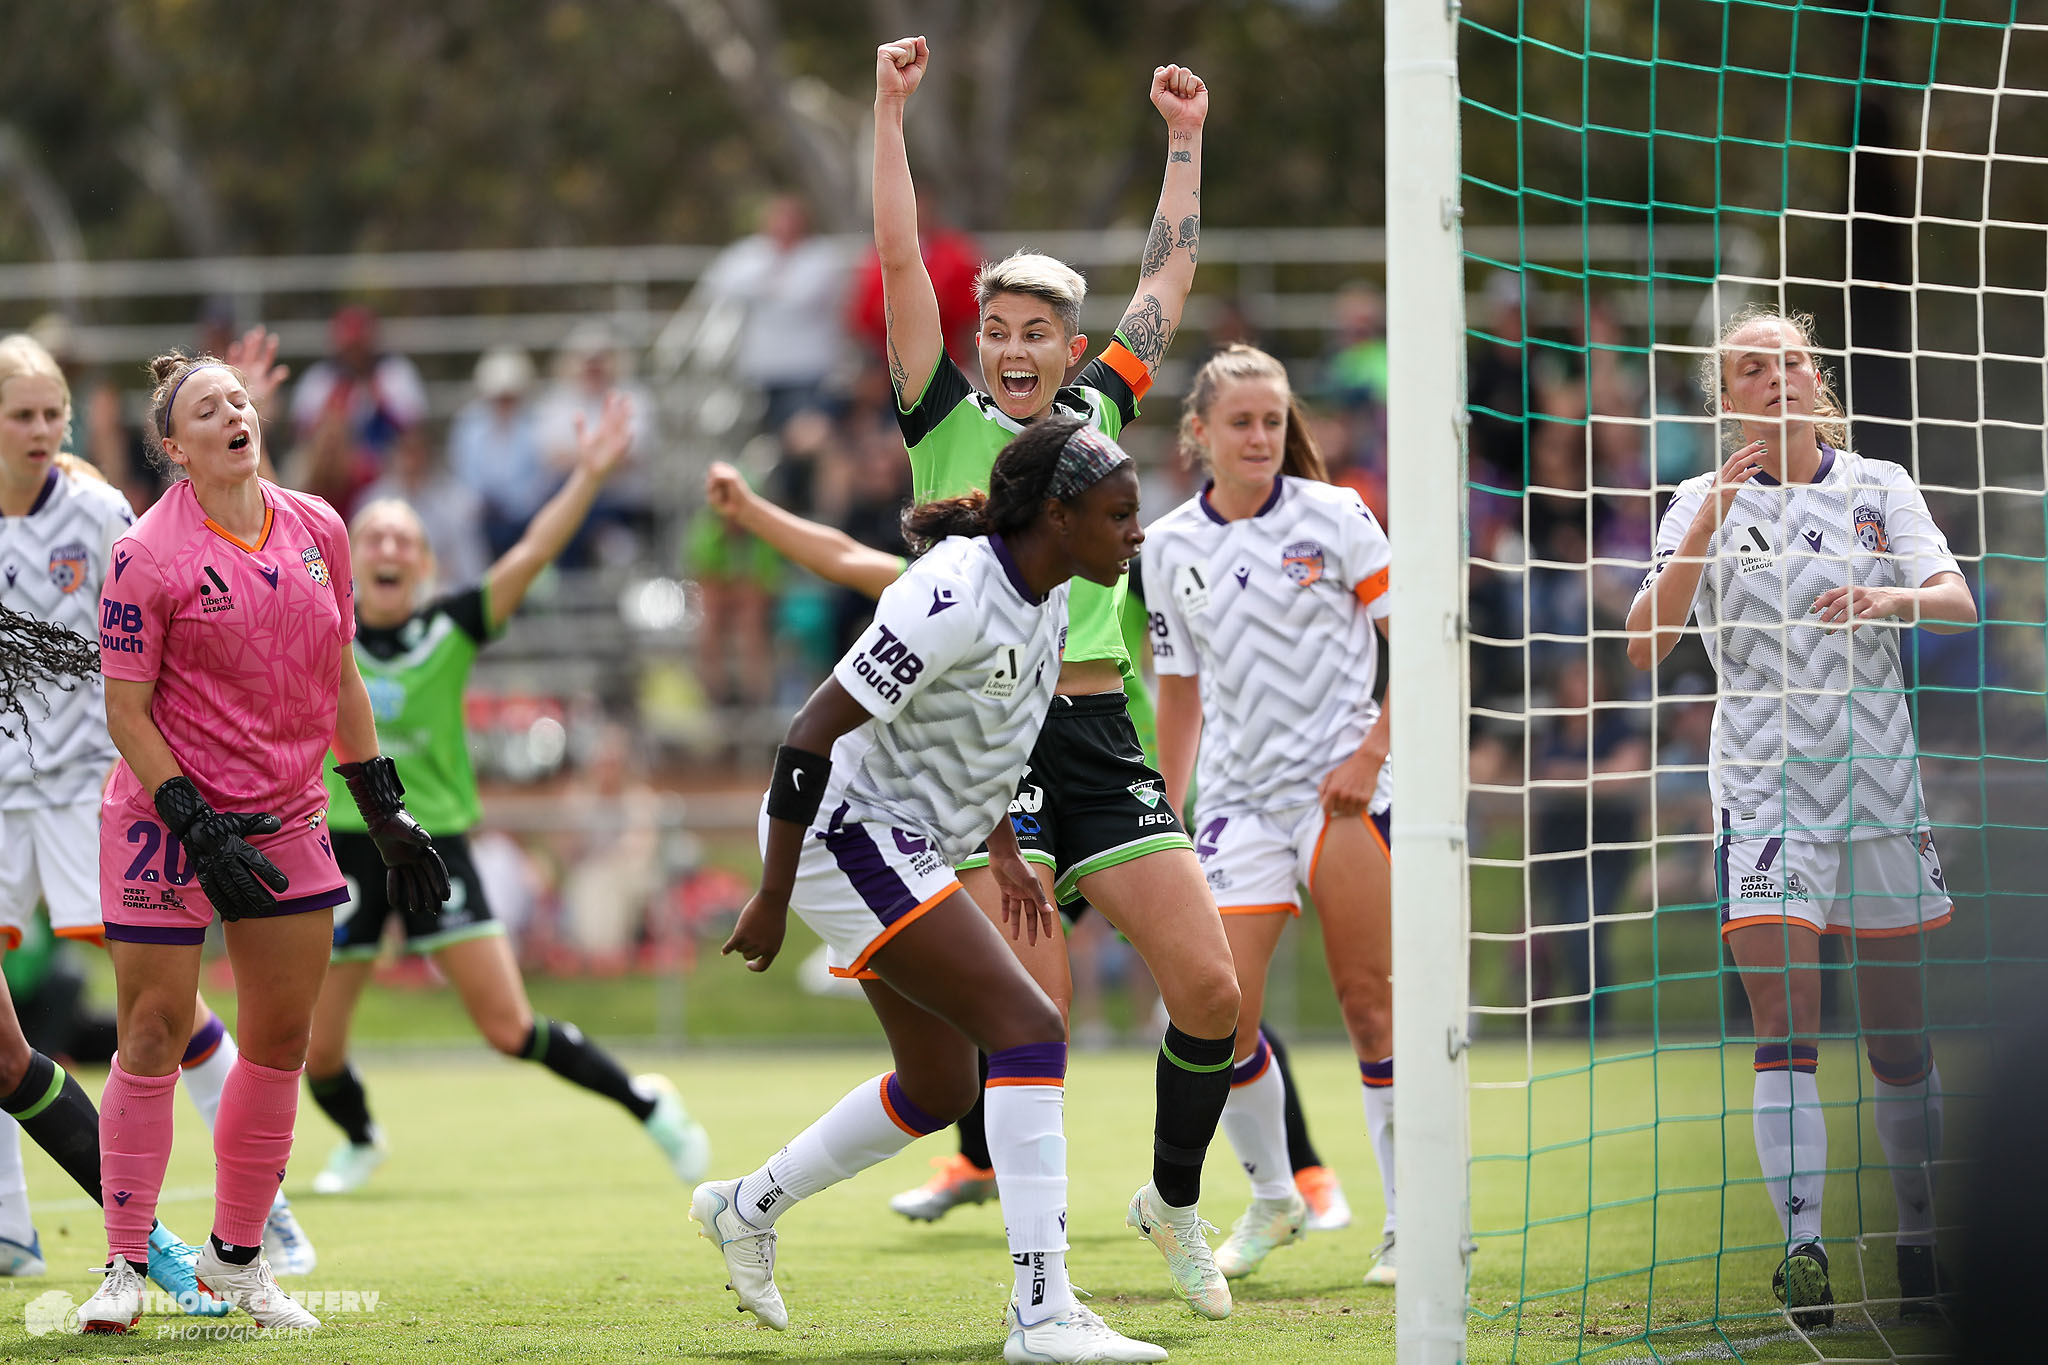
[334,756,451,913]
[153,777,290,922]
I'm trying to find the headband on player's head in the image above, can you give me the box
[1045,426,1133,503]
[159,363,226,438]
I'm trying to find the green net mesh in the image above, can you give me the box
[1453,4,2045,1359]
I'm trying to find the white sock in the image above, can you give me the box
[985,1077,1072,1326]
[1221,1039,1294,1201]
[1361,1058,1397,1237]
[1754,1054,1826,1249]
[736,1073,936,1229]
[0,1114,32,1246]
[180,1016,239,1130]
[1871,1054,1942,1247]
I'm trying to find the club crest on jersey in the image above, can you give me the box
[1281,539,1325,587]
[1853,504,1891,553]
[302,546,332,586]
[46,541,89,594]
[1128,781,1165,809]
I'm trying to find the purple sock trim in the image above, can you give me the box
[883,1072,948,1136]
[1755,1044,1820,1074]
[1360,1056,1394,1087]
[181,1013,226,1065]
[986,1041,1067,1084]
[1867,1043,1931,1087]
[1232,1035,1273,1086]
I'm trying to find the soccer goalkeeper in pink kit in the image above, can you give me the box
[79,351,449,1333]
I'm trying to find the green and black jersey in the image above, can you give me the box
[325,586,501,838]
[896,346,1151,672]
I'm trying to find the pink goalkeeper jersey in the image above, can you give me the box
[99,479,354,826]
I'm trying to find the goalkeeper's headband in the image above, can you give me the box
[1045,426,1133,503]
[159,363,228,437]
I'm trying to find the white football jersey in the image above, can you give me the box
[1636,447,1962,839]
[1145,476,1392,813]
[822,534,1068,863]
[0,466,133,807]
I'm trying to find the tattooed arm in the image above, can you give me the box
[1115,64,1209,374]
[874,36,945,407]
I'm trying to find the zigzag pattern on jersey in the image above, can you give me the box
[1697,460,1929,838]
[0,472,131,797]
[1147,480,1387,814]
[838,542,1067,864]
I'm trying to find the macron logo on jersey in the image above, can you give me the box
[1802,529,1825,553]
[929,587,958,616]
[114,549,131,581]
[257,562,280,590]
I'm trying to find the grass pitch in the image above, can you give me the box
[1,1040,1957,1362]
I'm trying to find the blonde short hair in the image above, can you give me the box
[973,251,1087,338]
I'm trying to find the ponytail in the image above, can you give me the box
[902,492,994,551]
[1280,391,1331,484]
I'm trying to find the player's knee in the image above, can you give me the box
[1172,960,1240,1039]
[118,1004,193,1073]
[896,1066,980,1124]
[1339,988,1393,1058]
[0,1040,29,1093]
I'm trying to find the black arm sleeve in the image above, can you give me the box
[894,352,976,450]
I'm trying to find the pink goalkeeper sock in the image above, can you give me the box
[211,1057,302,1249]
[101,1057,179,1263]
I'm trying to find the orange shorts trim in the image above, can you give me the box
[827,966,882,980]
[838,880,963,978]
[0,926,19,952]
[1098,341,1154,403]
[1823,909,1951,940]
[54,925,107,946]
[1219,901,1299,917]
[987,1076,1066,1089]
[1720,914,1823,939]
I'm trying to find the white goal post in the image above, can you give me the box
[1386,1,1473,1362]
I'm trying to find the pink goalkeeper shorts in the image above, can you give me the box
[100,802,349,945]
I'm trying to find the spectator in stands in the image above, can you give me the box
[449,346,550,557]
[533,323,656,566]
[1323,281,1388,414]
[361,425,490,591]
[1528,652,1648,1027]
[289,305,427,466]
[697,194,849,430]
[848,189,980,369]
[1467,272,1529,488]
[551,724,663,974]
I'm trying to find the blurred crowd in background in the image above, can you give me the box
[16,200,2003,1038]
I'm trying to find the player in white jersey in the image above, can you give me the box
[694,418,1165,1364]
[1627,305,1976,1325]
[1146,344,1399,1286]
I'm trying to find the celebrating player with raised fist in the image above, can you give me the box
[873,34,1242,1321]
[78,348,448,1334]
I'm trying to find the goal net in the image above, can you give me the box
[1391,4,2048,1361]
